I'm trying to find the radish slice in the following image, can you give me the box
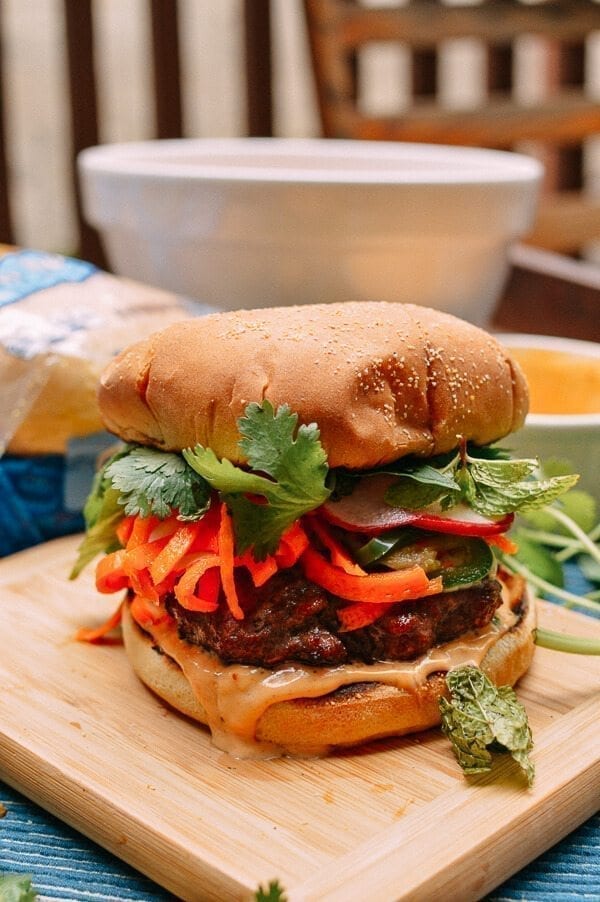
[320,474,513,536]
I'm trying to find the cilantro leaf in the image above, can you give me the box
[0,873,38,902]
[184,401,330,558]
[254,879,287,902]
[106,446,210,521]
[439,666,534,785]
[70,448,128,578]
[70,486,123,579]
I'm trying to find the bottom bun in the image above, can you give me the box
[121,585,536,756]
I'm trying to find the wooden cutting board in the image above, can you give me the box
[0,535,598,902]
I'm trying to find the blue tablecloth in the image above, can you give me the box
[0,455,598,900]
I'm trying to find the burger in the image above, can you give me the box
[73,302,576,761]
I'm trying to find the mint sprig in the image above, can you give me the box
[360,444,578,518]
[439,666,534,785]
[184,401,330,559]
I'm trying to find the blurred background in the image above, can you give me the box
[1,0,599,263]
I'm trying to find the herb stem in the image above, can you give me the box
[535,627,600,655]
[544,508,600,565]
[556,521,600,563]
[514,527,579,551]
[500,554,600,614]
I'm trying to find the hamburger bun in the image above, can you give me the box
[87,300,537,759]
[99,301,528,469]
[121,578,536,756]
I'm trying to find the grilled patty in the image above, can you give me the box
[164,568,502,667]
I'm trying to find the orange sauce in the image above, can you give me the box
[508,347,600,415]
[140,587,520,759]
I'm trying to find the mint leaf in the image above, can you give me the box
[465,455,578,517]
[184,401,330,558]
[106,446,210,520]
[439,666,534,785]
[0,874,37,902]
[385,462,460,491]
[385,478,451,510]
[385,462,461,510]
[467,444,512,460]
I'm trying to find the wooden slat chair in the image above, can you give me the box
[0,0,274,267]
[303,0,600,255]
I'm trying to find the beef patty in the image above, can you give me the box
[164,567,502,668]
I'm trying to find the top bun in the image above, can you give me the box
[98,302,528,470]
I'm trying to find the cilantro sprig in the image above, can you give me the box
[254,879,287,902]
[0,873,37,902]
[70,449,126,578]
[184,401,330,559]
[439,666,535,785]
[72,401,330,571]
[70,444,210,578]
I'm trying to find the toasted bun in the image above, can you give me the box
[99,302,528,469]
[121,584,536,755]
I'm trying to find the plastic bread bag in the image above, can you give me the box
[0,248,213,556]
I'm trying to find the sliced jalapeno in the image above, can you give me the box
[382,534,494,591]
[354,526,423,567]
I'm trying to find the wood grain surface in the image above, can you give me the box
[0,535,598,902]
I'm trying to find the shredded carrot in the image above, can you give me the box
[217,503,244,619]
[129,595,171,628]
[274,521,310,568]
[125,537,169,572]
[116,515,135,547]
[486,534,519,555]
[127,566,161,603]
[235,549,279,587]
[127,515,160,549]
[308,518,366,576]
[150,524,198,585]
[301,544,443,604]
[337,601,392,632]
[92,506,312,627]
[189,502,221,553]
[96,550,129,594]
[174,553,221,611]
[75,602,123,643]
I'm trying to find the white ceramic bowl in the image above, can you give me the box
[496,333,600,500]
[79,138,541,324]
